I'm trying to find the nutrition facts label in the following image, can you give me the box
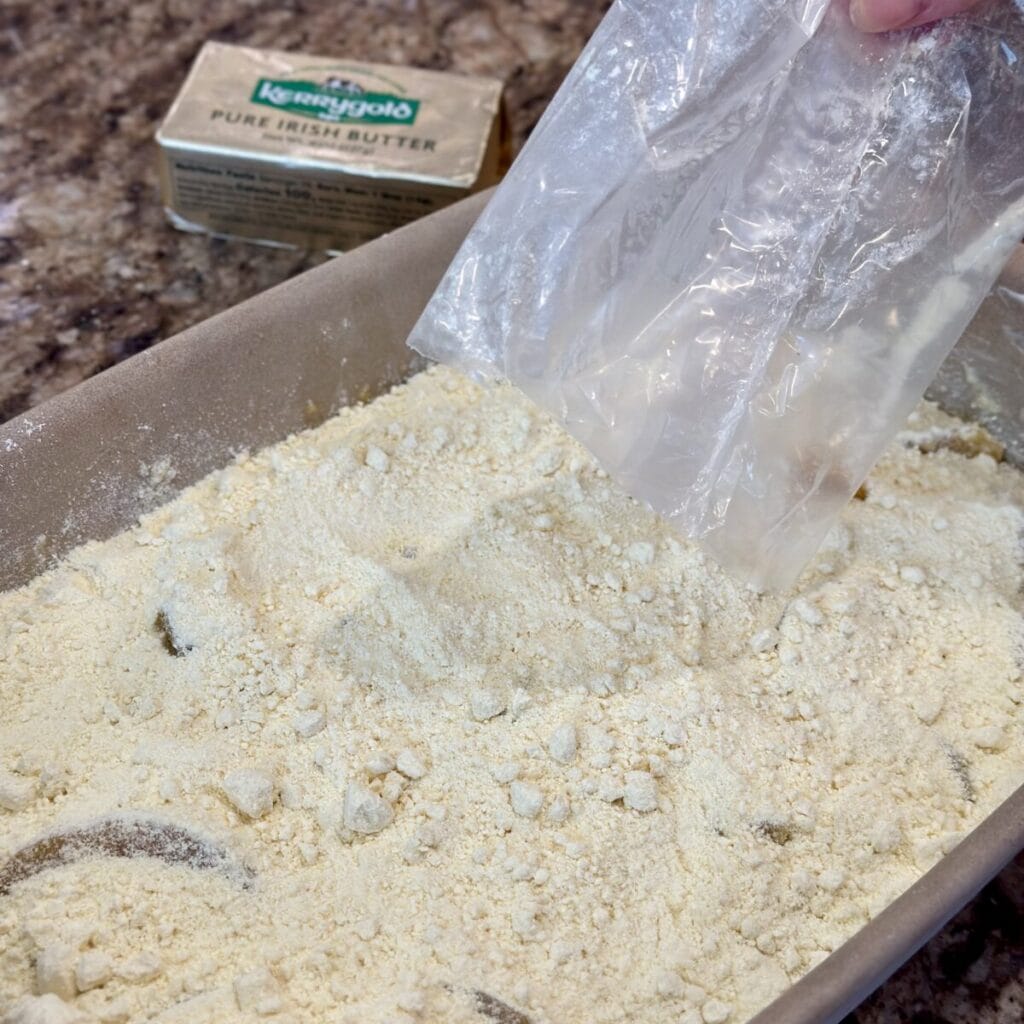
[164,155,452,250]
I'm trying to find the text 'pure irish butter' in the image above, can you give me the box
[156,42,509,252]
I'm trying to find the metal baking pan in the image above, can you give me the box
[1,193,1022,1024]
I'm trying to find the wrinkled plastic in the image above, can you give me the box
[408,0,1024,589]
[930,247,1024,468]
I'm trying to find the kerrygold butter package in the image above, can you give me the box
[156,42,508,251]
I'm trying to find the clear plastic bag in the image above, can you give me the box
[408,0,1024,589]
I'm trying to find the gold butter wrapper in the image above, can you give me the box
[156,42,509,251]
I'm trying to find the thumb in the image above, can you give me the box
[850,0,985,33]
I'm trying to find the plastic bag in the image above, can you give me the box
[929,247,1024,465]
[408,0,1024,589]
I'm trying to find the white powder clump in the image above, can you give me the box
[34,945,76,1000]
[509,781,545,819]
[0,771,35,812]
[364,750,395,777]
[292,709,326,738]
[343,781,394,834]
[117,952,162,985]
[364,444,390,473]
[0,366,1022,1024]
[221,769,276,820]
[233,966,284,1014]
[74,951,112,993]
[4,994,92,1024]
[470,688,507,722]
[623,771,659,812]
[547,723,577,764]
[702,998,733,1023]
[395,748,428,780]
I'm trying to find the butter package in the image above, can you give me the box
[156,42,508,251]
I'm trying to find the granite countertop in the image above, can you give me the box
[1,1,1021,1021]
[0,0,604,420]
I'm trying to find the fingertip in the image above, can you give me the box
[849,0,873,32]
[849,0,926,33]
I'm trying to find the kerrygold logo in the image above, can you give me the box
[251,76,420,125]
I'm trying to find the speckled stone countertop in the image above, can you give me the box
[1,2,1021,1021]
[0,0,605,420]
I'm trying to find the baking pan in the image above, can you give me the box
[1,194,1022,1024]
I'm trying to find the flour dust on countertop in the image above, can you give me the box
[1,366,1022,1024]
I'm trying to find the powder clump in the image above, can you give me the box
[0,366,1022,1024]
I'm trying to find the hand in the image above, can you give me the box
[850,0,984,32]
